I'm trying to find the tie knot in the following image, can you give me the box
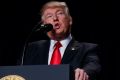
[55,41,62,48]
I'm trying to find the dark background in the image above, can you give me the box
[0,0,115,80]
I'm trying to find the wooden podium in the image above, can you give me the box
[0,64,72,80]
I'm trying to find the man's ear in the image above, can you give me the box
[69,16,72,25]
[40,19,44,23]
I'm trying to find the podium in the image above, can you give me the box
[0,64,72,80]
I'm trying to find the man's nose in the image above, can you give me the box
[53,15,58,21]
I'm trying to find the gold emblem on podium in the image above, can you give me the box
[0,75,25,80]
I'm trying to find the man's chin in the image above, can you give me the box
[47,31,65,40]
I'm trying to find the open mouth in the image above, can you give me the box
[54,23,61,29]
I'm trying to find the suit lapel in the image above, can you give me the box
[61,39,80,64]
[35,40,50,64]
[43,40,50,64]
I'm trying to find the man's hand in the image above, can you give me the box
[74,68,89,80]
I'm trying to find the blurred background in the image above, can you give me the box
[0,0,115,80]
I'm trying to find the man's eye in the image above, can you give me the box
[57,12,64,15]
[46,15,53,18]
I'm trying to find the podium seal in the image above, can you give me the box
[0,75,25,80]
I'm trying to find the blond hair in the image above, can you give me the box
[40,1,70,20]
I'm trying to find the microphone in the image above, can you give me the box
[35,23,53,33]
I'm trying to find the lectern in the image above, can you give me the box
[0,64,72,80]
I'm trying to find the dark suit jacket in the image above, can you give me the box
[22,39,101,80]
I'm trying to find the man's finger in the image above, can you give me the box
[79,69,84,80]
[75,68,80,80]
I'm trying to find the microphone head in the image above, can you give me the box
[41,24,53,32]
[35,23,53,32]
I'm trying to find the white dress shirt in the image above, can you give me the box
[48,34,72,65]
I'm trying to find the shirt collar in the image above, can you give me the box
[50,34,72,48]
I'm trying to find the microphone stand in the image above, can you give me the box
[21,22,42,65]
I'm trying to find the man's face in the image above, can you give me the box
[42,7,72,40]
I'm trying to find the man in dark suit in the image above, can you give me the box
[22,1,101,80]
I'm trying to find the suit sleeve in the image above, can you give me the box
[82,43,101,80]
